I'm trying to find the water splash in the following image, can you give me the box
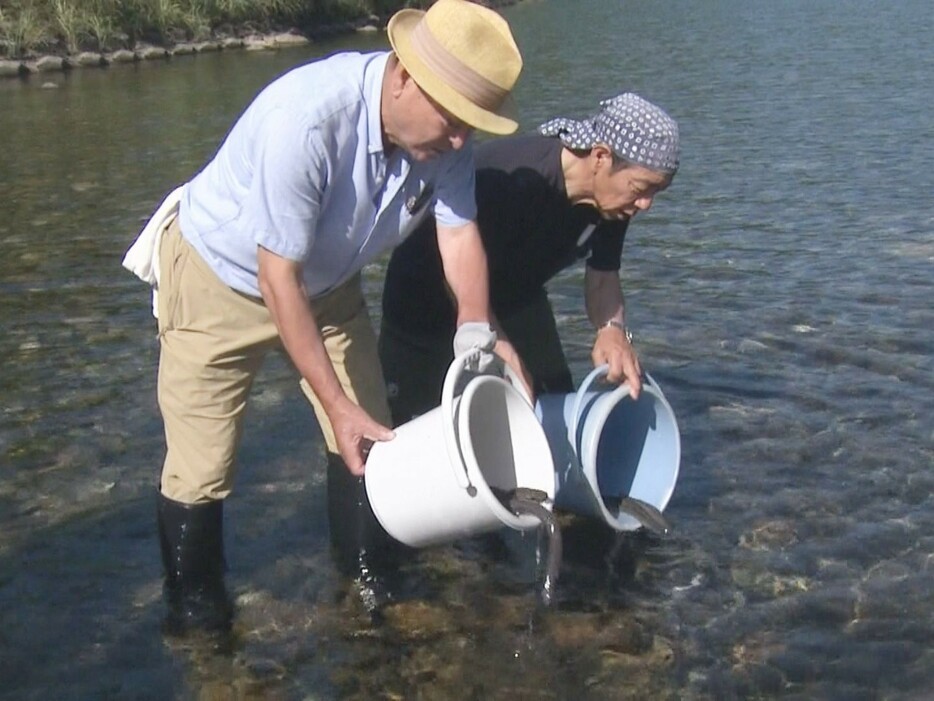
[504,488,563,607]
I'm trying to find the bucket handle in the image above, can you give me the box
[441,348,481,494]
[569,365,630,452]
[569,367,660,447]
[441,348,533,494]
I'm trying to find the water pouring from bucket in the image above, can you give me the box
[534,366,681,533]
[501,487,563,606]
[364,347,558,550]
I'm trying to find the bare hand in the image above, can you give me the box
[592,326,642,398]
[329,398,395,476]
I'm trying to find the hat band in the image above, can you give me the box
[409,19,508,113]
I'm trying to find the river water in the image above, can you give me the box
[1,0,932,698]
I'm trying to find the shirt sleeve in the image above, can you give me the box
[238,108,327,262]
[587,219,628,271]
[431,142,478,228]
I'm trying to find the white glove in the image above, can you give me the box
[453,322,498,374]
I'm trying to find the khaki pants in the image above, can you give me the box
[157,218,390,504]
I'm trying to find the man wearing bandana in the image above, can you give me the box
[379,93,681,425]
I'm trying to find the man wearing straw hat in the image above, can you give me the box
[128,0,524,636]
[380,93,680,424]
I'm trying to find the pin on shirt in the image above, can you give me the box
[405,184,434,215]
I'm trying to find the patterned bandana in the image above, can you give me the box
[539,93,680,173]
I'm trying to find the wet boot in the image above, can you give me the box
[157,492,233,636]
[326,454,410,619]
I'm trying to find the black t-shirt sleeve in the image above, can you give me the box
[586,219,628,272]
[381,216,456,333]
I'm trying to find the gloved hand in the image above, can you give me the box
[453,322,498,374]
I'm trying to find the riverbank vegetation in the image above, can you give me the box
[0,0,425,58]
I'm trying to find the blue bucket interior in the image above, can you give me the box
[594,394,663,501]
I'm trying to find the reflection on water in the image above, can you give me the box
[2,0,933,698]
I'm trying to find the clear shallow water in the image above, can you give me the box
[1,0,932,698]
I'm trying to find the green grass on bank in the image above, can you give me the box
[0,0,425,58]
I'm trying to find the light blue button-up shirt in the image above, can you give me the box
[179,51,476,298]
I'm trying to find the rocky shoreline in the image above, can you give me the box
[0,18,384,82]
[0,0,523,83]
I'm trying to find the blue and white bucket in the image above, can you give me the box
[534,367,680,531]
[365,351,556,548]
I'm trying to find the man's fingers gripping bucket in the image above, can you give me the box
[365,351,556,548]
[534,367,681,531]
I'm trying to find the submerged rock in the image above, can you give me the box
[382,600,455,640]
[739,520,799,550]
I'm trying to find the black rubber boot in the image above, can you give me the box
[157,492,234,636]
[326,454,411,619]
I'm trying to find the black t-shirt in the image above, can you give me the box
[382,134,628,333]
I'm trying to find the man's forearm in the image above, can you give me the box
[257,248,346,412]
[436,221,491,325]
[585,268,626,327]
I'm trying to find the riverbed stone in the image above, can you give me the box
[398,640,467,693]
[731,562,810,598]
[171,43,197,56]
[484,593,533,629]
[738,519,799,550]
[732,632,786,666]
[794,585,857,626]
[602,634,674,668]
[730,662,787,697]
[383,601,455,641]
[543,611,654,654]
[856,568,931,619]
[586,634,676,698]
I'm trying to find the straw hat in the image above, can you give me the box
[387,0,522,135]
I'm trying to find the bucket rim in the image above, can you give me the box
[576,381,681,531]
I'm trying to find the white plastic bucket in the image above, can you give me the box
[365,351,556,548]
[534,367,681,531]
